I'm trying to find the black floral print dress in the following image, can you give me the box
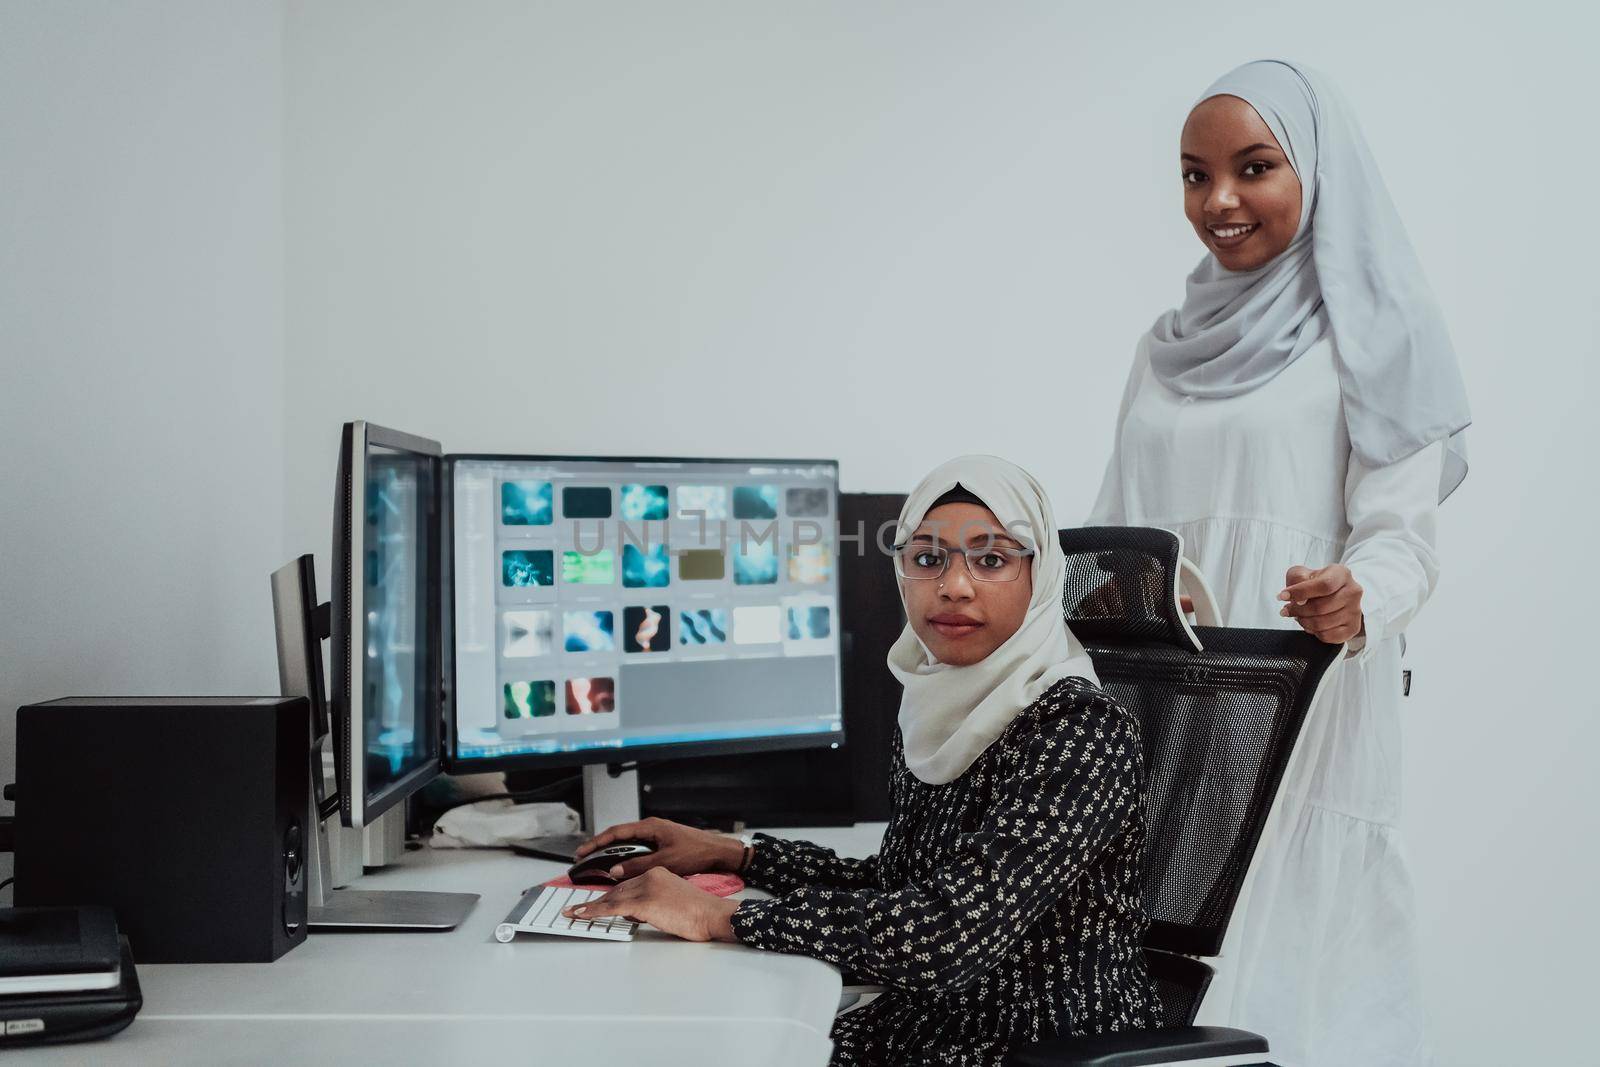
[729,676,1158,1065]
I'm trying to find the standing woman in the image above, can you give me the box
[1089,60,1470,1066]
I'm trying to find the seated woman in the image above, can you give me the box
[565,455,1158,1064]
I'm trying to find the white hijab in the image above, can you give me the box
[1147,59,1472,501]
[888,455,1100,786]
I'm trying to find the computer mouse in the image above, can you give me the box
[567,841,657,885]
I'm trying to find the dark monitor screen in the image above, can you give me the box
[333,422,443,827]
[445,454,844,771]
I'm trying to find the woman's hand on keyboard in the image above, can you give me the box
[574,817,745,881]
[563,867,739,942]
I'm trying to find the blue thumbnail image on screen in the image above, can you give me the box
[622,543,670,588]
[787,605,832,640]
[503,549,555,587]
[733,485,778,520]
[734,541,779,585]
[620,484,668,521]
[502,481,553,525]
[678,608,729,645]
[677,484,727,519]
[564,610,615,653]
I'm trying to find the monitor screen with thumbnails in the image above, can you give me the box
[445,454,845,771]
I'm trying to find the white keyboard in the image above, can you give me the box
[495,885,639,943]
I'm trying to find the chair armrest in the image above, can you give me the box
[1004,1025,1269,1067]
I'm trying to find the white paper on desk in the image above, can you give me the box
[430,799,580,848]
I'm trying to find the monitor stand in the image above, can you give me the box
[510,763,639,862]
[304,784,478,931]
[272,556,479,931]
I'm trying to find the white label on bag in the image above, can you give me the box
[5,1019,45,1035]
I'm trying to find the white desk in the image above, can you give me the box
[31,824,887,1066]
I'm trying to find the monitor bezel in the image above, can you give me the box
[334,420,447,828]
[439,451,847,775]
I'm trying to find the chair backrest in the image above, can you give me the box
[1060,526,1342,962]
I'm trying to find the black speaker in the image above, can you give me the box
[14,696,310,963]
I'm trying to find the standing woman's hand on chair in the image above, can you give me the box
[1278,565,1364,644]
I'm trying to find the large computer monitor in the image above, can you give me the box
[270,421,478,930]
[330,421,446,829]
[443,454,845,774]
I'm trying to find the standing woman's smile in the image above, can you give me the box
[1180,96,1303,270]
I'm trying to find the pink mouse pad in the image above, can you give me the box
[544,871,745,897]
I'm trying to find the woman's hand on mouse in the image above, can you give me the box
[563,867,740,942]
[1278,564,1365,644]
[574,817,746,881]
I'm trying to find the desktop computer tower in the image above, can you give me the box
[13,696,311,963]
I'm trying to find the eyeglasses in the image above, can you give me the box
[893,542,1034,583]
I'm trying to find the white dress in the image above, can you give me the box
[1089,334,1440,1067]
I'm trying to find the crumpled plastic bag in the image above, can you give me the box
[429,798,581,849]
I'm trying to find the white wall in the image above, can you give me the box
[2,2,1593,1062]
[0,0,285,849]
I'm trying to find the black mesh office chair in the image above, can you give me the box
[1005,527,1344,1067]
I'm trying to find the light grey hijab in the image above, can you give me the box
[1147,59,1471,501]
